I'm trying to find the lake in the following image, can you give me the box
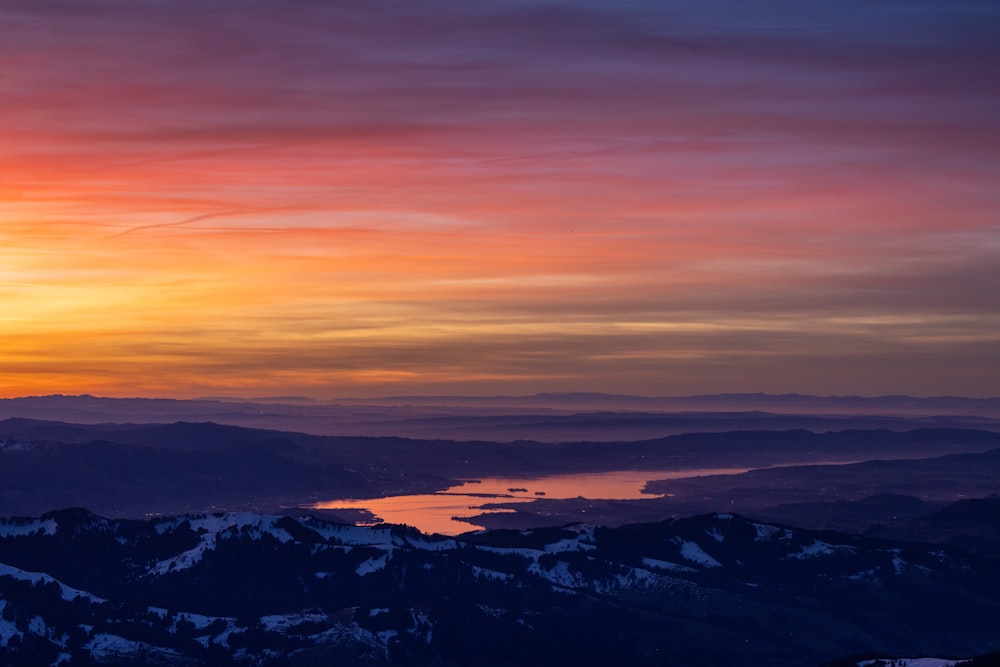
[310,467,753,535]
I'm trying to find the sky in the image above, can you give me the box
[2,0,999,399]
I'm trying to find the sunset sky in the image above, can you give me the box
[2,0,998,399]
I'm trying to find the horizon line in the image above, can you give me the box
[2,391,999,403]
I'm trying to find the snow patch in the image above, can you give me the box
[202,513,295,543]
[474,544,542,560]
[752,523,791,542]
[150,513,299,576]
[786,540,857,560]
[83,633,189,663]
[171,612,220,632]
[614,566,655,588]
[401,535,457,551]
[259,611,329,633]
[376,629,398,644]
[678,541,722,568]
[0,601,24,646]
[298,621,384,656]
[28,616,46,635]
[356,553,389,576]
[84,634,147,659]
[705,527,724,543]
[472,566,514,582]
[212,626,239,649]
[0,440,32,452]
[303,521,394,547]
[148,539,214,575]
[154,513,294,541]
[642,557,696,573]
[408,609,433,645]
[858,659,962,667]
[529,560,587,588]
[847,568,879,582]
[544,536,594,553]
[477,604,504,618]
[0,562,105,603]
[0,518,57,538]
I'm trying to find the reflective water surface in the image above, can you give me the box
[311,467,754,535]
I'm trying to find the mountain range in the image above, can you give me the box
[3,394,999,443]
[1,508,998,666]
[2,417,999,525]
[2,396,999,665]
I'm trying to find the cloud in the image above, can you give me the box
[1,0,997,397]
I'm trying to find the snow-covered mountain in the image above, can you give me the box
[1,509,997,666]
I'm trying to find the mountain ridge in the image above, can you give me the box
[1,508,998,666]
[3,417,999,528]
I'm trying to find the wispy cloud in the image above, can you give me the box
[1,0,998,397]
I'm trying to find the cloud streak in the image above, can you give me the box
[1,0,998,397]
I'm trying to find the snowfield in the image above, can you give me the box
[0,509,995,667]
[0,562,105,603]
[676,540,722,568]
[786,539,857,560]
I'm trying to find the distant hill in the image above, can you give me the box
[342,390,1000,412]
[2,394,999,443]
[2,418,999,520]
